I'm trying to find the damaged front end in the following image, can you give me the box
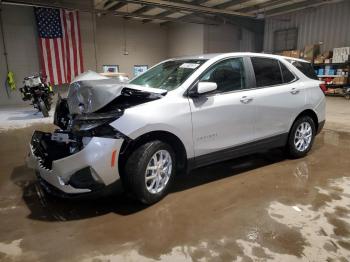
[27,72,167,196]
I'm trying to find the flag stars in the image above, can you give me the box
[35,7,62,38]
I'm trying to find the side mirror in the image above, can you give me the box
[197,82,217,95]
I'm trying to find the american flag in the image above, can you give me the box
[34,8,84,85]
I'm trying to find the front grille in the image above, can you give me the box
[31,131,52,170]
[31,131,72,170]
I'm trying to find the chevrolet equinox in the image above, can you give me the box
[27,53,326,204]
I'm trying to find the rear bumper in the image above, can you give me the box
[27,131,124,195]
[317,120,325,135]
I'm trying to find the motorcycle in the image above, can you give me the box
[19,74,54,117]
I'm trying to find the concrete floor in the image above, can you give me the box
[0,97,349,261]
[324,96,350,133]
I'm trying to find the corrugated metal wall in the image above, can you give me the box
[204,24,258,53]
[240,28,256,52]
[263,0,350,53]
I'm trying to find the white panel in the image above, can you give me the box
[202,0,231,7]
[247,0,307,14]
[143,7,167,16]
[166,12,191,18]
[227,0,269,11]
[118,3,142,13]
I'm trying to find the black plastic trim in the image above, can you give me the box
[68,167,104,191]
[37,174,123,199]
[187,133,288,171]
[317,120,325,135]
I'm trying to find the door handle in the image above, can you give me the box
[290,88,300,95]
[240,96,253,104]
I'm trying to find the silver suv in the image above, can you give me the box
[27,53,326,204]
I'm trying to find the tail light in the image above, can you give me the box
[319,83,327,94]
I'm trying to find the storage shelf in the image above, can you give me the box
[325,93,346,97]
[318,75,347,78]
[314,62,349,66]
[324,84,350,88]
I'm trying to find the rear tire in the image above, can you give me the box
[124,140,176,205]
[39,100,49,117]
[287,116,316,158]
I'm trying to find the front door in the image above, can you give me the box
[188,57,256,159]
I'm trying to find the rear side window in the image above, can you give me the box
[251,57,283,87]
[288,60,318,80]
[279,61,296,83]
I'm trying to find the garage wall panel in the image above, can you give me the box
[240,28,257,52]
[166,22,258,58]
[95,15,168,78]
[79,12,96,72]
[0,15,7,105]
[0,5,167,105]
[204,24,257,53]
[0,5,40,105]
[0,5,96,105]
[204,24,240,53]
[263,0,350,53]
[167,23,204,57]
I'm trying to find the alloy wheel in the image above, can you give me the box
[294,122,313,152]
[145,150,172,194]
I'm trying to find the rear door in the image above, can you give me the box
[249,57,306,140]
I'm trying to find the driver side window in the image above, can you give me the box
[200,58,246,93]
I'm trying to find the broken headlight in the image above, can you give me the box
[72,110,121,131]
[74,119,110,131]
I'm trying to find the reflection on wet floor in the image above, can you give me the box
[0,124,349,261]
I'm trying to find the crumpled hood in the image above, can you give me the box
[67,71,167,114]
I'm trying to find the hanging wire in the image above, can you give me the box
[0,4,10,97]
[123,3,128,55]
[92,11,98,71]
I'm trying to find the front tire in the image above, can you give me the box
[287,116,316,158]
[39,100,49,117]
[124,140,176,205]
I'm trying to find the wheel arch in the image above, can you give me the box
[291,109,319,134]
[118,130,188,178]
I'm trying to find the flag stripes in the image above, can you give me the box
[35,8,84,85]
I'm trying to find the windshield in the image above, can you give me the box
[130,59,207,91]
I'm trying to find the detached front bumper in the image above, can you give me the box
[27,131,124,196]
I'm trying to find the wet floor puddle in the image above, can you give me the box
[0,125,349,261]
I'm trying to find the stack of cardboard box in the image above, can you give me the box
[278,45,349,66]
[314,51,333,64]
[303,44,320,62]
[333,77,348,85]
[280,50,302,58]
[279,44,321,62]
